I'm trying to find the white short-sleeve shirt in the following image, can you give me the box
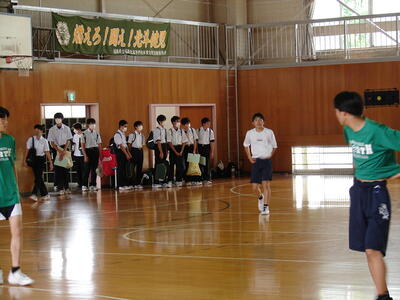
[153,126,167,143]
[114,130,127,149]
[197,127,215,145]
[26,136,50,157]
[47,124,73,147]
[167,128,188,146]
[243,128,277,159]
[128,131,145,148]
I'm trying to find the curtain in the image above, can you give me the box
[301,0,317,61]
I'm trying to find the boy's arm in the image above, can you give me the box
[244,146,255,164]
[376,126,400,151]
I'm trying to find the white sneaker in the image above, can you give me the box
[166,182,173,188]
[196,181,203,186]
[8,270,34,286]
[53,186,58,192]
[258,195,265,212]
[203,181,212,185]
[152,184,162,189]
[29,195,38,202]
[260,205,270,215]
[82,186,88,192]
[186,182,192,186]
[135,185,144,190]
[119,187,127,191]
[127,186,134,190]
[89,186,98,191]
[176,182,183,187]
[65,189,72,194]
[41,195,50,201]
[58,190,65,196]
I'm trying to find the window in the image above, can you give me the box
[44,105,86,119]
[373,0,400,14]
[292,146,353,174]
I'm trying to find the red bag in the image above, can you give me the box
[101,148,117,176]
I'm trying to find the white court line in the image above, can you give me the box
[229,184,292,198]
[0,286,131,300]
[0,193,237,228]
[0,248,364,265]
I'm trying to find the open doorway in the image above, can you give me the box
[40,103,100,185]
[149,104,217,167]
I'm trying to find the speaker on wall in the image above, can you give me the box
[364,89,399,107]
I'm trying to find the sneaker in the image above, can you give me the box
[41,195,50,201]
[261,205,270,215]
[118,187,127,191]
[82,186,88,192]
[65,189,72,194]
[258,195,265,212]
[152,184,162,189]
[166,182,173,188]
[376,294,393,300]
[53,186,58,192]
[196,181,203,186]
[176,182,183,187]
[29,195,38,202]
[135,185,144,190]
[89,186,98,191]
[203,180,212,185]
[58,190,65,196]
[8,270,34,286]
[186,182,193,186]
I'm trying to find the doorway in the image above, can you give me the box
[40,103,100,185]
[149,104,217,167]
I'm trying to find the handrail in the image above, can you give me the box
[228,12,400,29]
[14,5,220,27]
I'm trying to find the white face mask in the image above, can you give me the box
[73,129,79,134]
[89,124,96,130]
[55,118,62,125]
[187,124,191,128]
[122,127,128,133]
[137,125,143,131]
[176,122,181,128]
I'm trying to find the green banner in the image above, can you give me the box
[52,13,170,56]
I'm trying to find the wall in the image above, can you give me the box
[0,63,226,192]
[238,61,400,172]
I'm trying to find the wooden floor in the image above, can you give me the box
[1,175,400,300]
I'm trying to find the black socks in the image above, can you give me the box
[11,267,20,273]
[376,293,392,300]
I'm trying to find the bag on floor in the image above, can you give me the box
[186,162,201,177]
[141,168,154,186]
[101,148,117,176]
[154,161,169,183]
[54,151,73,169]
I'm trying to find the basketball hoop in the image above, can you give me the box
[2,55,32,77]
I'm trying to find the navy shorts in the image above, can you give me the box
[251,158,272,184]
[349,179,391,256]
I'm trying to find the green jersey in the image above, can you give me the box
[0,133,20,207]
[344,118,400,180]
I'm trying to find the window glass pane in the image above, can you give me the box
[373,0,400,14]
[313,0,341,19]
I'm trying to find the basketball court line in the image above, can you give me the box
[0,286,132,300]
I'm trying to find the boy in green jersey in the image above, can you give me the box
[334,92,400,300]
[0,107,34,286]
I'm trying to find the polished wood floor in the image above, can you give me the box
[1,175,400,300]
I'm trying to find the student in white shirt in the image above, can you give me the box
[72,123,87,191]
[197,117,215,184]
[82,118,102,191]
[24,124,53,201]
[47,112,73,195]
[167,116,187,187]
[114,120,132,191]
[153,115,169,187]
[243,113,278,215]
[128,121,146,189]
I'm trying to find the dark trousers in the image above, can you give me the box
[154,143,168,184]
[73,155,85,188]
[168,145,185,182]
[198,144,211,181]
[31,156,48,197]
[52,147,69,190]
[116,149,128,188]
[130,148,144,186]
[84,148,99,187]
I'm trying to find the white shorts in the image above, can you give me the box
[0,203,22,221]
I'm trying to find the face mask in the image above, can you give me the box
[55,118,62,125]
[73,129,79,134]
[187,124,191,128]
[89,124,96,130]
[176,122,181,128]
[137,125,143,131]
[122,127,128,132]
